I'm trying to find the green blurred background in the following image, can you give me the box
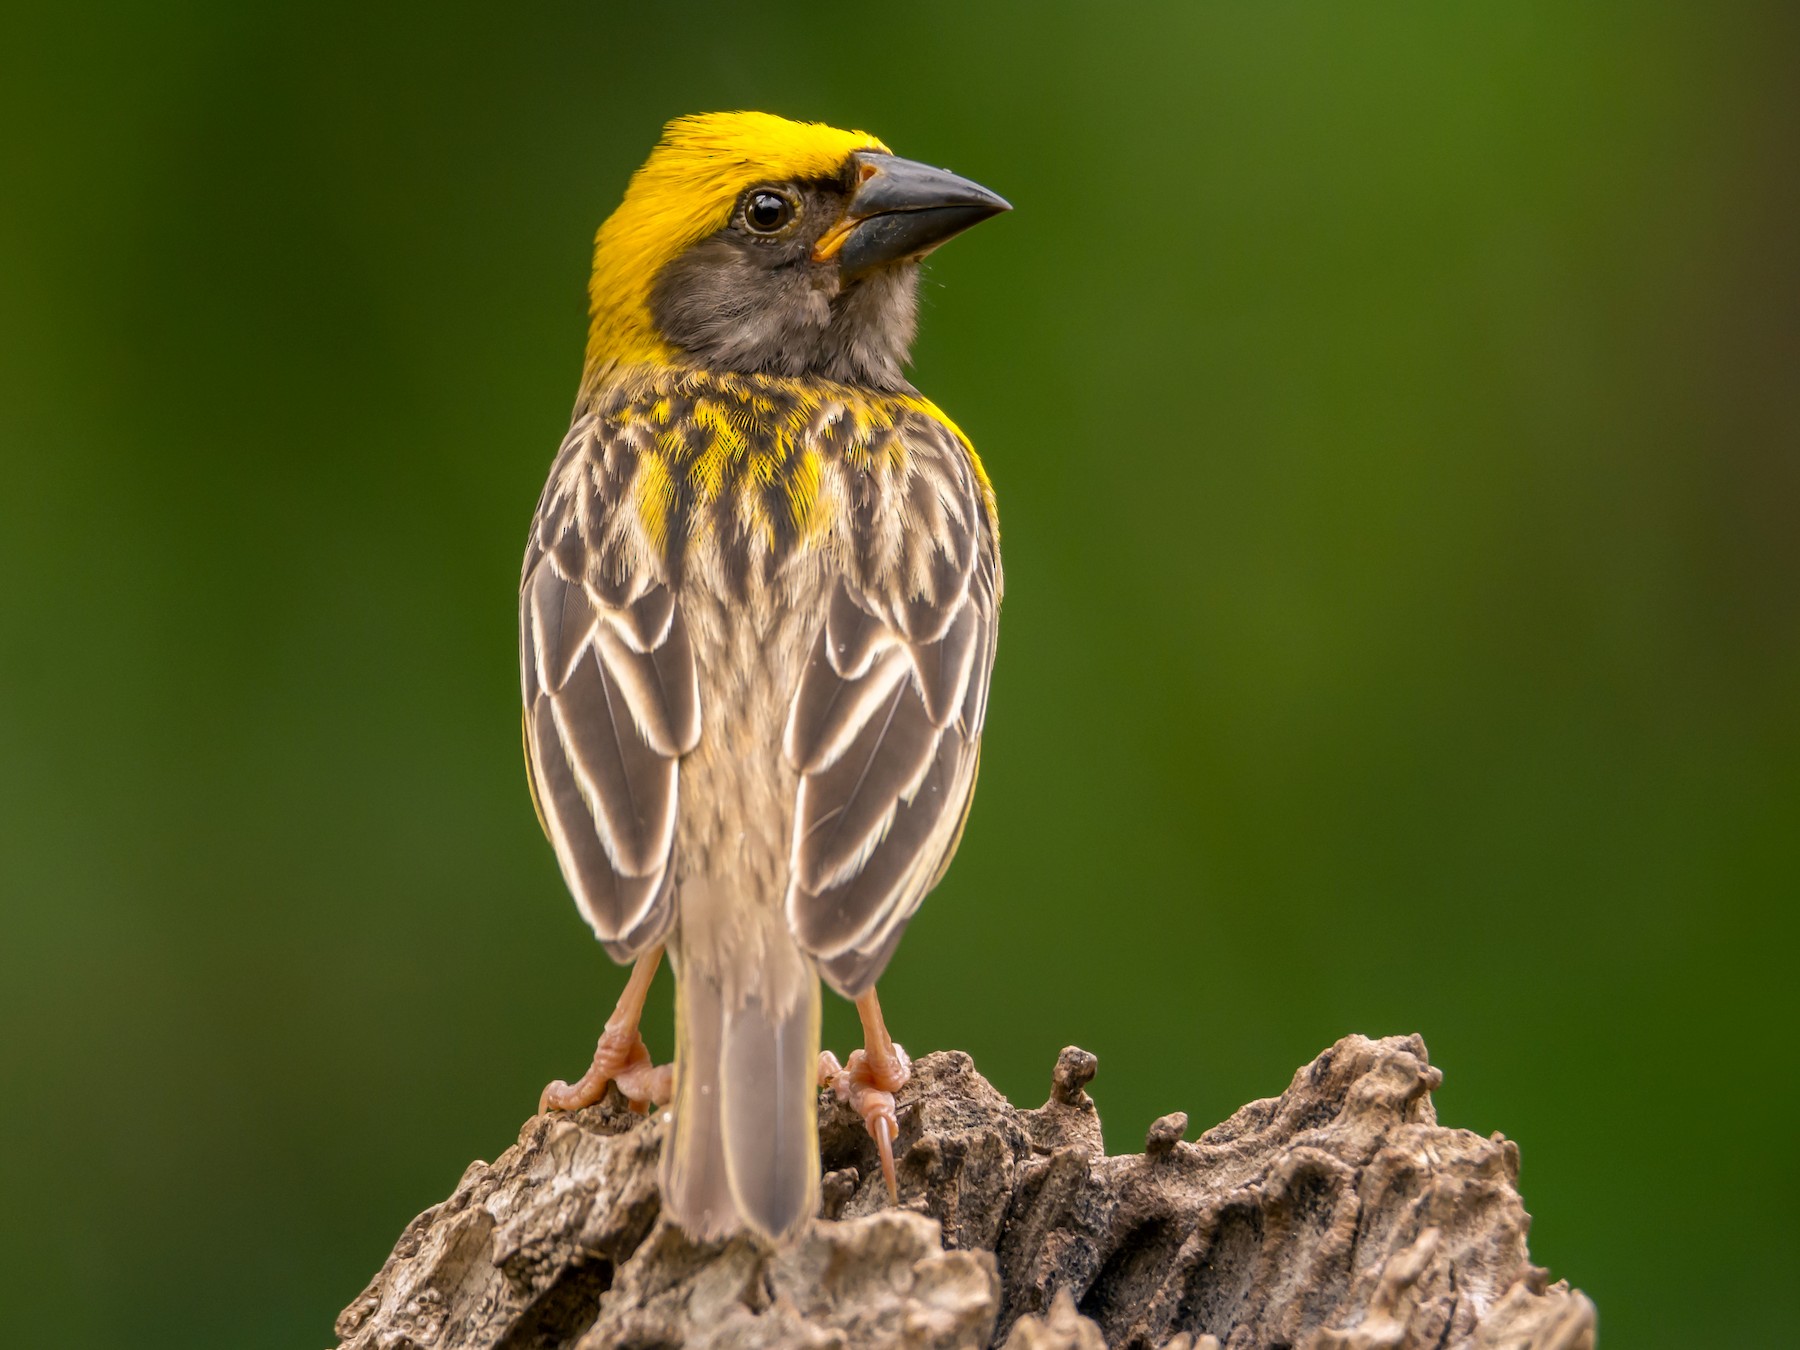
[3,3,1795,1345]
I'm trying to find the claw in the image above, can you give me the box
[821,1043,910,1202]
[540,1025,667,1114]
[622,1062,674,1114]
[871,1102,899,1202]
[542,949,667,1114]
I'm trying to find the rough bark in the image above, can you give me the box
[334,1034,1595,1350]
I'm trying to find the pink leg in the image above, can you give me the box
[819,988,912,1201]
[540,949,672,1114]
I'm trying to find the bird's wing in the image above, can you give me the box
[783,419,999,995]
[521,415,701,960]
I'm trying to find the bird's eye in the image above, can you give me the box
[744,190,797,235]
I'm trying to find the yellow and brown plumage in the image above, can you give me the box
[519,112,1007,1240]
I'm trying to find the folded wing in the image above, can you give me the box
[783,432,999,994]
[521,420,700,960]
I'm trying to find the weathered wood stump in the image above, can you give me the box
[334,1034,1595,1349]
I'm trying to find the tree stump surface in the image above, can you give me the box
[334,1033,1595,1349]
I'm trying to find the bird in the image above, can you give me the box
[518,111,1007,1242]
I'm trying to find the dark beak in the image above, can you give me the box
[815,151,1011,282]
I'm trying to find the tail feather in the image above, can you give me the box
[662,947,821,1241]
[661,967,732,1236]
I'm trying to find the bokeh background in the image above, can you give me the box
[4,3,1795,1345]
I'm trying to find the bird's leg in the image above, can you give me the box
[818,987,912,1201]
[540,948,672,1114]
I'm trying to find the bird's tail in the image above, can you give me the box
[661,924,821,1241]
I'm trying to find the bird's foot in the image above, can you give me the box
[541,1024,671,1115]
[819,1042,912,1201]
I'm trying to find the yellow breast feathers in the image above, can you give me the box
[581,368,991,573]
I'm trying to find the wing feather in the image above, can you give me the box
[529,698,668,943]
[913,603,979,728]
[793,673,939,895]
[799,731,965,979]
[521,416,693,960]
[784,420,999,996]
[547,641,677,878]
[824,583,895,680]
[784,645,911,775]
[529,561,598,692]
[593,623,691,758]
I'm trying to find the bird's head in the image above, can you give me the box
[584,111,1009,390]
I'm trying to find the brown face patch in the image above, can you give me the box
[648,179,921,391]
